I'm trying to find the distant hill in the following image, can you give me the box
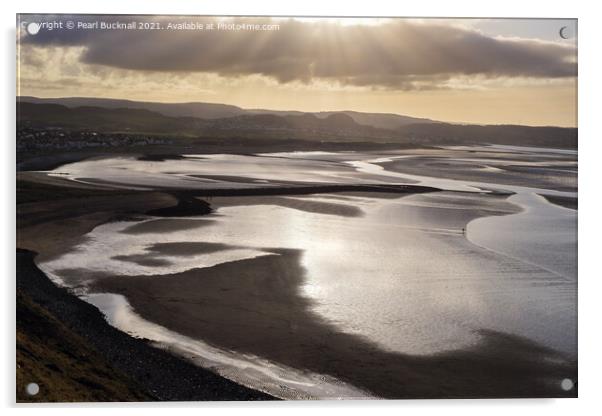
[208,112,383,139]
[17,102,208,134]
[17,99,577,149]
[248,109,437,129]
[397,123,578,149]
[18,96,437,129]
[16,102,386,141]
[18,96,245,120]
[316,111,438,129]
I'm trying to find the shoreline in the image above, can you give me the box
[89,223,577,399]
[16,173,441,401]
[17,161,577,400]
[17,248,275,402]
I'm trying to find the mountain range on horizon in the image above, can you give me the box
[16,96,578,149]
[17,96,441,130]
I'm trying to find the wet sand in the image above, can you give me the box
[17,151,577,400]
[64,189,574,399]
[92,247,576,398]
[17,249,273,401]
[209,196,364,217]
[16,174,446,396]
[541,194,578,210]
[378,148,577,193]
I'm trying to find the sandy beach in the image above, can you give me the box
[16,170,440,399]
[92,247,576,398]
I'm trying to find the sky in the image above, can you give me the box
[17,15,577,127]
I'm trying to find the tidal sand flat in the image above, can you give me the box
[33,147,577,399]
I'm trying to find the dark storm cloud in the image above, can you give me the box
[21,15,576,89]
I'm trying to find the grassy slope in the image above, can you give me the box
[16,291,152,402]
[17,178,152,402]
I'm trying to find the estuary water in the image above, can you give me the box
[37,145,577,399]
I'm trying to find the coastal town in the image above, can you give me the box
[17,128,173,152]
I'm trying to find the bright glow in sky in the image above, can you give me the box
[17,15,577,126]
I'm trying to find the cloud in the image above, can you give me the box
[20,16,576,90]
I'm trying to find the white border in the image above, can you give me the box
[3,1,600,415]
